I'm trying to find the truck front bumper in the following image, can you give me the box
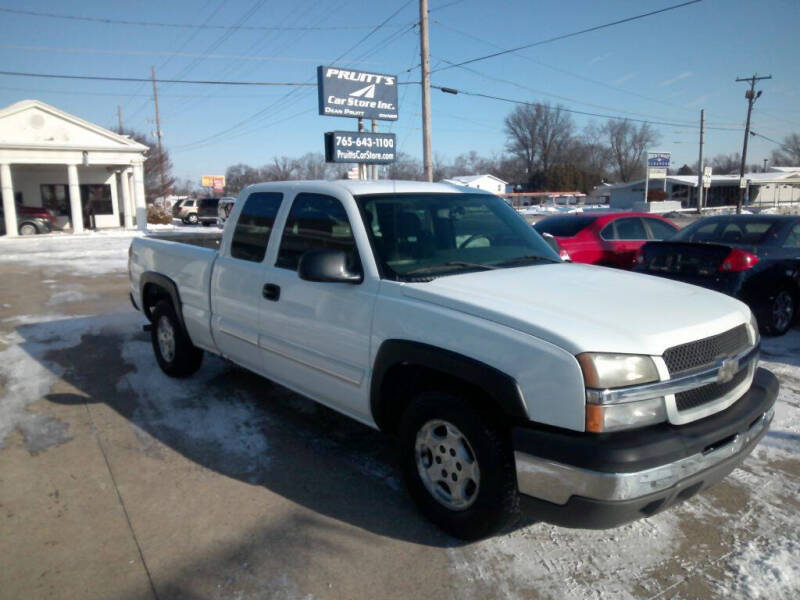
[513,367,778,528]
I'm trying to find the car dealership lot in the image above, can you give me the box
[0,231,798,600]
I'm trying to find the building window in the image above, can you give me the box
[40,184,113,216]
[80,184,113,215]
[41,184,70,216]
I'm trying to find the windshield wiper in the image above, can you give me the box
[403,261,499,276]
[494,255,560,267]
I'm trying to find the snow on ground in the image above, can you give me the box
[0,230,798,598]
[0,226,217,276]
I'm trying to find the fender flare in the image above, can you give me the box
[370,339,527,431]
[139,271,186,331]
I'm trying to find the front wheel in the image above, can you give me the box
[399,392,518,540]
[761,288,797,336]
[150,301,203,377]
[19,223,38,235]
[186,213,198,224]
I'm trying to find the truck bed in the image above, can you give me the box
[145,231,222,250]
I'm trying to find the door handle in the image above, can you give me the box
[262,283,280,301]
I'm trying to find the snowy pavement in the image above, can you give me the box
[0,230,798,599]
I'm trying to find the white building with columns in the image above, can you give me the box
[0,99,149,237]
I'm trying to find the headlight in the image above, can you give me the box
[585,397,666,433]
[747,312,760,345]
[578,353,664,433]
[577,353,659,388]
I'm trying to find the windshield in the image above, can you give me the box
[534,215,597,237]
[673,218,779,245]
[354,192,560,279]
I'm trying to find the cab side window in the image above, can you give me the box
[230,192,283,262]
[276,193,359,271]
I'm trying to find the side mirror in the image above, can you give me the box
[298,249,362,284]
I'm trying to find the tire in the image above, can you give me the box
[761,288,797,337]
[150,300,203,377]
[399,391,518,540]
[19,222,38,235]
[186,213,199,224]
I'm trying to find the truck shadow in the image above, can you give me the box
[15,314,535,549]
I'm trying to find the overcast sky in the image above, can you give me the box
[0,0,798,182]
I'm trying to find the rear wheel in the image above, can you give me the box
[399,391,518,540]
[151,300,203,377]
[186,213,198,224]
[18,223,38,235]
[761,288,797,336]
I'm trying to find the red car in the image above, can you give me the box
[534,212,679,269]
[18,205,57,227]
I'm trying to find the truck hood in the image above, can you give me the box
[401,263,751,356]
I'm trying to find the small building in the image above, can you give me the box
[443,174,508,195]
[607,170,800,211]
[0,99,149,237]
[501,190,587,209]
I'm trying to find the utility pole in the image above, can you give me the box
[151,66,167,200]
[735,73,771,213]
[696,109,704,214]
[117,105,123,134]
[357,118,366,180]
[419,0,433,182]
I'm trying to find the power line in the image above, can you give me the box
[750,130,791,151]
[431,0,703,73]
[429,84,741,131]
[0,6,408,31]
[0,43,395,65]
[0,70,318,86]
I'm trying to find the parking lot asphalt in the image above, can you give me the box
[1,231,798,600]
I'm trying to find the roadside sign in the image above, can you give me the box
[648,167,667,179]
[325,131,397,164]
[317,66,398,121]
[201,175,225,190]
[739,177,747,189]
[647,152,671,168]
[703,167,712,188]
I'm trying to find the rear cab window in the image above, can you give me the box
[230,192,283,262]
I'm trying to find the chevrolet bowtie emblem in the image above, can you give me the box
[717,358,739,383]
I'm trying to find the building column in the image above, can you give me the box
[132,162,147,231]
[67,164,83,234]
[1,163,18,237]
[121,168,134,229]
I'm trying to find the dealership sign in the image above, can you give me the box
[647,153,671,168]
[317,66,398,121]
[325,131,397,164]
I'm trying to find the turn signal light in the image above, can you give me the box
[719,249,759,272]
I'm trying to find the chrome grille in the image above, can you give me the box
[663,325,749,375]
[675,367,749,411]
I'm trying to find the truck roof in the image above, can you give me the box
[245,179,488,196]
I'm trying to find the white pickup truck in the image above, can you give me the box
[129,180,777,539]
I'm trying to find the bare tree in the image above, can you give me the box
[225,163,263,194]
[504,102,574,177]
[120,128,176,201]
[386,152,423,180]
[710,153,741,174]
[263,157,297,181]
[602,119,659,182]
[770,133,800,166]
[294,152,336,180]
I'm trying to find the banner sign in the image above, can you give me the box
[647,153,671,168]
[201,175,225,190]
[324,131,397,164]
[317,66,398,121]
